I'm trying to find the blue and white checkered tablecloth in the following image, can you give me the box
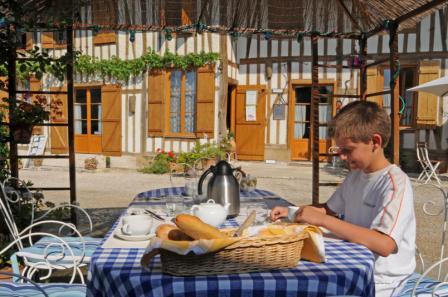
[87,188,375,297]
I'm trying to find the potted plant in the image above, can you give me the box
[1,95,50,144]
[141,149,177,174]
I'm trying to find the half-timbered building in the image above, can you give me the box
[6,1,448,172]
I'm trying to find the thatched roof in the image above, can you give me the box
[7,0,448,37]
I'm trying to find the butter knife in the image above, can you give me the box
[144,209,165,221]
[233,210,257,237]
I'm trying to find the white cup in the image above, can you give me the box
[121,214,153,236]
[287,206,300,222]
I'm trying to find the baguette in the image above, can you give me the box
[155,224,193,241]
[175,214,228,240]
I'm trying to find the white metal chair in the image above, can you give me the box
[396,184,448,296]
[416,142,441,185]
[0,177,101,284]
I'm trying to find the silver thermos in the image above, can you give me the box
[198,160,242,218]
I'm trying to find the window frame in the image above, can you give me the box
[164,69,197,138]
[379,65,418,128]
[74,86,103,136]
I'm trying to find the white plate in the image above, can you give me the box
[114,229,155,241]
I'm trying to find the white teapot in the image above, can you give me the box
[191,199,230,227]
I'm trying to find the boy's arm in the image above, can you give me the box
[295,206,397,257]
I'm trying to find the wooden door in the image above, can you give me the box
[74,88,102,154]
[289,85,333,161]
[101,85,121,156]
[50,87,68,154]
[235,86,266,160]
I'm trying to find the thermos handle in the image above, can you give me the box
[197,166,213,195]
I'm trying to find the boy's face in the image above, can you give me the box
[334,137,377,172]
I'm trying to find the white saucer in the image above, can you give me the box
[114,229,155,241]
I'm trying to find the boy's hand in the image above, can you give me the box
[270,206,288,221]
[294,206,326,226]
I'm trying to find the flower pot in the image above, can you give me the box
[12,124,33,144]
[201,158,216,170]
[169,162,185,174]
[229,139,237,152]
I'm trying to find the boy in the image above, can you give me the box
[271,101,415,297]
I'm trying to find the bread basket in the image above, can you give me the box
[159,229,308,276]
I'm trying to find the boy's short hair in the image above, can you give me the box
[328,101,391,147]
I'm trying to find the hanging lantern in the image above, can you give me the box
[263,31,272,41]
[129,30,136,43]
[164,28,173,41]
[347,53,362,68]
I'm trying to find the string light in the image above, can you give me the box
[263,31,272,40]
[0,17,7,29]
[164,28,173,41]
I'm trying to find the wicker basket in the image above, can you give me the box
[160,230,308,276]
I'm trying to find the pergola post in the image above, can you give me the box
[7,26,18,180]
[66,25,77,225]
[359,36,368,100]
[388,21,400,165]
[311,34,319,205]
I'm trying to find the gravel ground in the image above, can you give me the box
[19,160,448,277]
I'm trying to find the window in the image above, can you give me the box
[293,85,333,140]
[168,70,197,135]
[399,67,417,126]
[54,30,67,45]
[382,67,417,126]
[75,88,102,135]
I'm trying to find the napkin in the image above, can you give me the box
[299,225,326,263]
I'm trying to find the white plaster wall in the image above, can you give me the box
[249,64,257,85]
[271,40,278,57]
[420,15,431,52]
[269,94,277,144]
[249,36,258,58]
[407,34,416,53]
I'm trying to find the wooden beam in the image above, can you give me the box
[66,25,77,225]
[365,58,389,68]
[219,33,229,139]
[389,22,400,165]
[359,36,367,100]
[366,90,391,97]
[367,0,448,38]
[395,0,448,24]
[311,34,319,205]
[7,26,18,181]
[317,63,352,69]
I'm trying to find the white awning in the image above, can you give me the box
[408,76,448,97]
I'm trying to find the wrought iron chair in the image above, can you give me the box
[396,184,448,296]
[0,177,101,284]
[416,142,441,185]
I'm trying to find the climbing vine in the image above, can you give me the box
[0,49,219,83]
[74,50,219,82]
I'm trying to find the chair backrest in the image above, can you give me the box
[416,142,430,164]
[0,177,34,250]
